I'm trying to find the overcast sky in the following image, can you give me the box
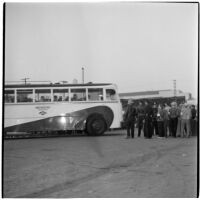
[5,2,198,98]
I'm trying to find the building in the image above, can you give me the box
[119,89,192,101]
[119,89,193,111]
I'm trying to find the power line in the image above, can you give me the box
[21,78,30,85]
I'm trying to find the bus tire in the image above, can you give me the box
[86,114,107,136]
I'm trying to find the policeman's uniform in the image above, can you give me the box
[124,99,137,138]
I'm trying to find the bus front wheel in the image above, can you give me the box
[86,115,107,136]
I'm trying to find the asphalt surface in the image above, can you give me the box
[3,130,198,198]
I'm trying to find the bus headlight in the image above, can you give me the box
[60,116,67,124]
[69,117,73,124]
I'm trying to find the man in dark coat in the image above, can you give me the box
[152,102,158,136]
[124,99,137,138]
[190,105,197,136]
[137,101,145,137]
[144,101,154,138]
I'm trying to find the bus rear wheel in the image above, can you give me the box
[86,115,107,136]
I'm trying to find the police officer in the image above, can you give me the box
[137,101,145,137]
[124,99,137,139]
[152,102,158,136]
[144,101,154,138]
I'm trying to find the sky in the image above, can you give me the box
[4,2,198,98]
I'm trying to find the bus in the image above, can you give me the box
[4,82,123,138]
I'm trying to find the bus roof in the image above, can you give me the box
[5,83,113,88]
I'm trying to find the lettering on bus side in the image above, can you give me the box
[39,111,47,115]
[35,106,50,115]
[35,106,50,111]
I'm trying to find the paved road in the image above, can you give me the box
[3,130,198,198]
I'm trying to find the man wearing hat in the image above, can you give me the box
[180,103,192,137]
[124,98,137,138]
[137,101,145,137]
[152,102,158,136]
[169,101,179,137]
[144,101,154,138]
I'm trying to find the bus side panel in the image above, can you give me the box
[4,105,114,133]
[108,103,123,129]
[5,103,113,127]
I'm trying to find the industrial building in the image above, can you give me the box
[119,89,194,111]
[119,89,192,101]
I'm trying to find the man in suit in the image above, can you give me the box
[124,99,137,139]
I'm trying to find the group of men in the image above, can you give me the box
[123,99,197,139]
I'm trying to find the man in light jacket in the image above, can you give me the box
[180,103,191,138]
[169,102,179,137]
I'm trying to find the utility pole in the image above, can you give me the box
[173,79,176,97]
[21,78,30,85]
[82,67,84,84]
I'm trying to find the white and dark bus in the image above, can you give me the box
[4,82,123,138]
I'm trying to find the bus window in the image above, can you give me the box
[53,89,69,102]
[35,89,51,102]
[17,90,33,103]
[106,89,117,100]
[71,89,86,101]
[5,90,15,103]
[88,88,103,101]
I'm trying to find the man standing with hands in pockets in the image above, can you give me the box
[124,99,137,139]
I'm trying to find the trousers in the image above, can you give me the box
[181,119,190,137]
[152,119,158,135]
[137,115,144,137]
[144,117,153,138]
[170,117,178,137]
[126,121,135,138]
[157,121,164,137]
[163,120,168,137]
